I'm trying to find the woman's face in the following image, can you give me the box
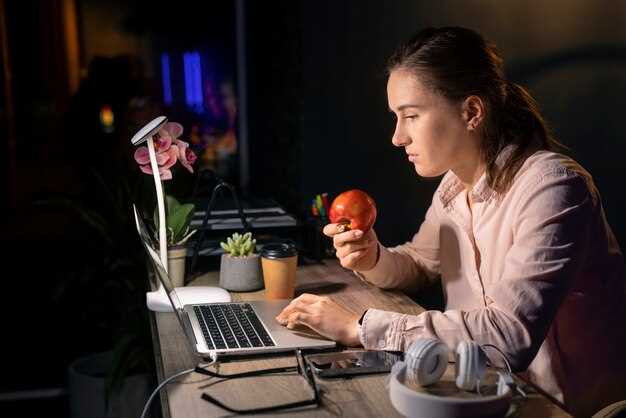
[387,69,472,178]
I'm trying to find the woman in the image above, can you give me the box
[276,27,626,416]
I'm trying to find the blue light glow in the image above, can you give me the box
[192,52,203,107]
[160,53,173,105]
[183,51,203,109]
[183,52,193,107]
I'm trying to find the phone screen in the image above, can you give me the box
[305,350,403,377]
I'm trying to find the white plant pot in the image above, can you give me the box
[167,245,187,288]
[67,351,151,418]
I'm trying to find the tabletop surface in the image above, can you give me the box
[150,259,571,418]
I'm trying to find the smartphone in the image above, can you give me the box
[305,350,403,378]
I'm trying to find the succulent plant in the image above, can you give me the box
[220,232,256,257]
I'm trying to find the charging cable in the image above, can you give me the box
[480,344,527,398]
[140,356,217,418]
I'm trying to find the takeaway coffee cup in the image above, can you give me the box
[260,242,298,299]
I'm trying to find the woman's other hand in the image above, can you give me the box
[323,223,379,272]
[275,294,361,346]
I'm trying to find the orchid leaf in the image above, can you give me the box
[153,194,195,245]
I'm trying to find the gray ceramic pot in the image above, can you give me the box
[219,253,263,291]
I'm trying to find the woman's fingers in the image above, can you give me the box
[323,225,378,267]
[339,250,368,269]
[322,223,339,237]
[277,302,315,325]
[335,241,372,259]
[333,230,371,259]
[286,311,316,329]
[276,294,362,346]
[327,227,378,271]
[348,250,367,263]
[323,224,366,247]
[276,293,321,324]
[334,229,364,246]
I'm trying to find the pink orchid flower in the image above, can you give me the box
[174,139,197,173]
[133,121,196,179]
[159,121,196,173]
[136,145,178,180]
[134,134,178,180]
[160,122,183,139]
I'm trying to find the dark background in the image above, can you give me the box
[1,1,625,417]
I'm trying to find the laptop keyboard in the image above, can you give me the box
[194,304,276,350]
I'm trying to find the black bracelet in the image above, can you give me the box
[358,309,368,325]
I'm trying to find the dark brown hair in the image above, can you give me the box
[387,27,561,193]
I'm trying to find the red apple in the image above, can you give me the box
[329,189,377,233]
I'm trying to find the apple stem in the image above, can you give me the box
[336,221,351,233]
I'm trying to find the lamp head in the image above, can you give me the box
[130,116,168,146]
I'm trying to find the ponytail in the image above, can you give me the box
[503,81,552,145]
[484,81,563,194]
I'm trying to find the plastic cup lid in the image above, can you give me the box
[261,242,297,259]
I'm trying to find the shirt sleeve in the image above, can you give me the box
[359,168,596,371]
[357,198,442,291]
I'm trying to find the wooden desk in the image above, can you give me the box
[150,260,571,418]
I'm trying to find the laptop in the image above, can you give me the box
[132,205,336,360]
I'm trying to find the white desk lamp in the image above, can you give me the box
[131,116,231,312]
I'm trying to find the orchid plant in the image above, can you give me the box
[133,121,198,246]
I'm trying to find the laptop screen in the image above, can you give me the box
[132,204,199,348]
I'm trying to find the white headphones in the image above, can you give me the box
[388,338,516,418]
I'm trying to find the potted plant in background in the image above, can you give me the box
[134,121,198,288]
[153,195,196,287]
[219,232,263,291]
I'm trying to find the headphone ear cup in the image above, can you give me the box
[455,341,487,391]
[405,338,450,387]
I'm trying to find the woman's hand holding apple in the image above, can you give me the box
[325,189,379,271]
[323,224,379,271]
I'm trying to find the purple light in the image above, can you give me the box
[160,53,173,105]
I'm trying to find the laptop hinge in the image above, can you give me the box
[180,310,199,345]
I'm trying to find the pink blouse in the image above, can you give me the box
[357,150,626,417]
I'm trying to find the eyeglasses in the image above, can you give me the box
[195,349,321,414]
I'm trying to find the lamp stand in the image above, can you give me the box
[145,135,172,312]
